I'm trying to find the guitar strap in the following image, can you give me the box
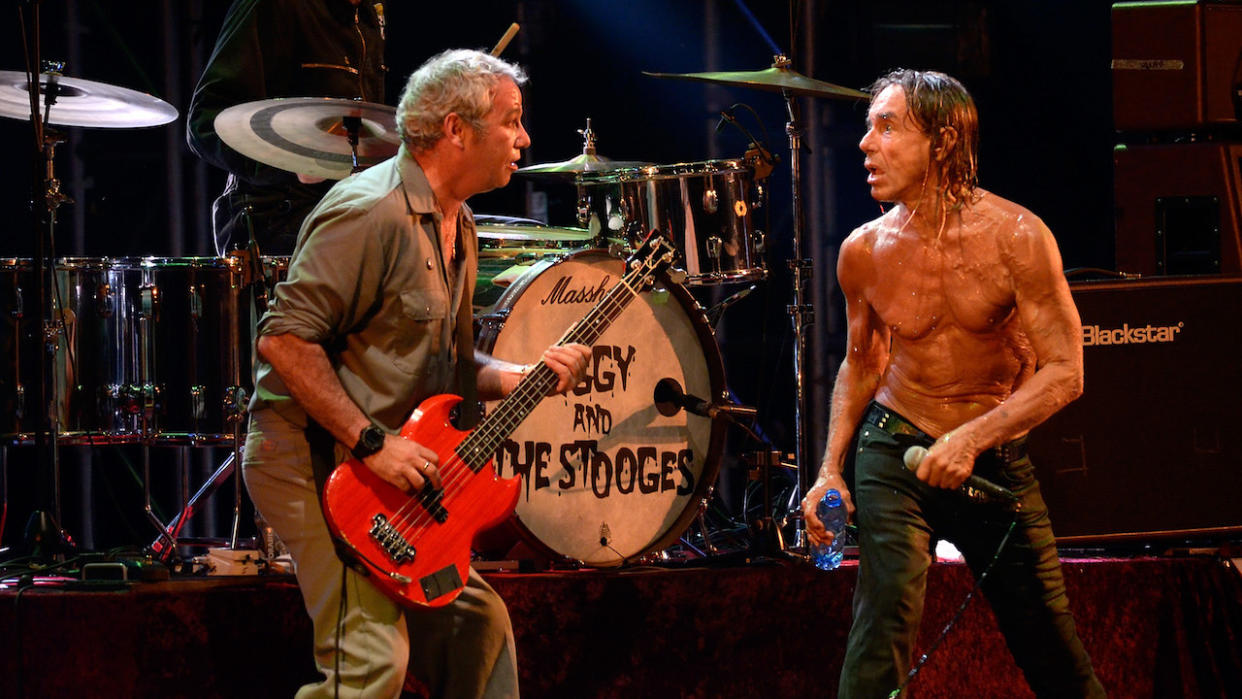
[306,417,368,573]
[453,220,481,430]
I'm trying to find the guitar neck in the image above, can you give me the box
[456,265,649,471]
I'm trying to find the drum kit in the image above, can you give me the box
[1,48,867,566]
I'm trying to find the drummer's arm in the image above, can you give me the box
[474,346,592,400]
[185,2,288,183]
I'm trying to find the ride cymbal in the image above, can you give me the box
[0,70,178,127]
[214,97,400,180]
[644,55,869,101]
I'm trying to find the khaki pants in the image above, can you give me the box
[243,408,518,699]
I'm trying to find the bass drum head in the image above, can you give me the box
[477,249,726,566]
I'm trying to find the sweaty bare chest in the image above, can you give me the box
[870,250,1015,339]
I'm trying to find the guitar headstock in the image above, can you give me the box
[625,231,679,290]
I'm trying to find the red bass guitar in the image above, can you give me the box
[320,234,677,607]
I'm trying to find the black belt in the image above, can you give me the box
[862,403,1028,463]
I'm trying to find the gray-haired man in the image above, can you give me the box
[244,49,590,698]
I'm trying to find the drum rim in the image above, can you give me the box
[576,158,750,184]
[475,248,728,567]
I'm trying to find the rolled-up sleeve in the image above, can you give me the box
[259,199,390,343]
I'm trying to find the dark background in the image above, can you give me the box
[0,0,1117,553]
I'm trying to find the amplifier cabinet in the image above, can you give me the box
[1028,275,1242,542]
[1112,1,1242,131]
[1113,142,1242,275]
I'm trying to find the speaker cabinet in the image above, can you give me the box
[1028,276,1242,543]
[1114,142,1242,275]
[1112,1,1242,131]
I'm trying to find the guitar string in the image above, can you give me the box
[386,277,640,536]
[381,256,656,540]
[385,283,636,539]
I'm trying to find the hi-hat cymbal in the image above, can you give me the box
[214,97,400,180]
[0,70,178,127]
[515,152,651,177]
[644,56,869,101]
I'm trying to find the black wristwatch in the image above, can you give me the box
[351,423,386,460]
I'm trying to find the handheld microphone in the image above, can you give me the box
[903,446,1019,505]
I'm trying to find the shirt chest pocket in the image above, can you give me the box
[390,287,450,375]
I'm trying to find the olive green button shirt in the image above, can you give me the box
[250,145,477,431]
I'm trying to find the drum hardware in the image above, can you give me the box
[743,450,799,556]
[212,97,400,181]
[3,32,180,548]
[514,118,651,178]
[646,53,868,550]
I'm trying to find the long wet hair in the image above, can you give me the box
[869,69,979,208]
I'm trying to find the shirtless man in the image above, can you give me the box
[802,69,1106,698]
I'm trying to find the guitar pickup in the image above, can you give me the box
[420,487,449,523]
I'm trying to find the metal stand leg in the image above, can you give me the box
[148,447,242,562]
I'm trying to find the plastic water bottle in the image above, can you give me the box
[811,489,848,571]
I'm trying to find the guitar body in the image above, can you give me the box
[321,394,521,608]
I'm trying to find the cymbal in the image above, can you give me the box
[516,152,651,177]
[214,97,400,180]
[644,56,869,101]
[0,70,178,127]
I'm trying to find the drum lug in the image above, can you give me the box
[576,193,591,228]
[706,236,722,260]
[190,384,206,420]
[751,181,766,210]
[139,283,160,321]
[752,230,767,259]
[703,187,719,214]
[96,282,114,317]
[189,284,203,320]
[224,385,248,421]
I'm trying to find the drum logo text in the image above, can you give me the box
[540,274,612,306]
[495,439,696,500]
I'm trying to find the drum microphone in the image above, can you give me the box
[902,446,1020,505]
[653,378,757,420]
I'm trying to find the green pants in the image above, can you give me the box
[243,408,518,699]
[839,403,1105,699]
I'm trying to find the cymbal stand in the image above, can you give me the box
[26,55,76,553]
[778,56,814,550]
[344,115,364,174]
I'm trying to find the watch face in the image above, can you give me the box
[363,426,385,450]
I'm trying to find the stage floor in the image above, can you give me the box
[2,554,1240,698]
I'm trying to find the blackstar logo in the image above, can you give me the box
[1082,322,1184,347]
[540,275,611,305]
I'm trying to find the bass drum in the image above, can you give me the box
[476,249,726,566]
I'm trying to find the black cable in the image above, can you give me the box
[335,563,347,699]
[14,576,35,699]
[886,516,1019,698]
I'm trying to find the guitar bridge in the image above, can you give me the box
[369,513,416,564]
